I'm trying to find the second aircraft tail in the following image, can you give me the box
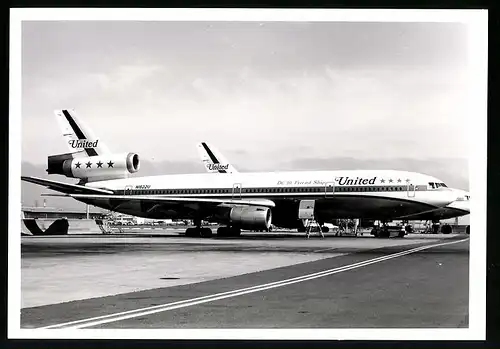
[197,142,238,174]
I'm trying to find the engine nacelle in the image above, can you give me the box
[47,152,140,182]
[214,206,272,230]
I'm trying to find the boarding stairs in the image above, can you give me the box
[298,200,324,238]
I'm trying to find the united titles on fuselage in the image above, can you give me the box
[336,176,377,185]
[277,176,377,186]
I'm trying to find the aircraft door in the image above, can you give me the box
[407,182,416,197]
[298,200,316,219]
[232,183,242,199]
[124,185,133,195]
[325,182,335,197]
[298,200,316,229]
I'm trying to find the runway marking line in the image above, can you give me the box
[40,238,468,330]
[313,247,338,253]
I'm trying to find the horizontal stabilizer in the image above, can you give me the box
[21,176,114,195]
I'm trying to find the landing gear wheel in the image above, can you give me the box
[441,224,452,234]
[217,227,240,237]
[185,227,197,237]
[217,227,229,237]
[380,228,390,238]
[200,227,213,238]
[432,224,440,234]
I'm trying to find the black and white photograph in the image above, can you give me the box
[9,8,487,340]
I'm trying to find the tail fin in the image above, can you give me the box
[196,142,239,174]
[54,109,110,157]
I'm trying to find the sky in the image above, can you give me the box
[21,20,471,178]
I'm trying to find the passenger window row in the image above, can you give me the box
[336,186,406,192]
[124,186,409,195]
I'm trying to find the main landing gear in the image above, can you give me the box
[423,220,453,234]
[184,218,213,238]
[441,224,453,234]
[216,226,241,237]
[370,221,405,238]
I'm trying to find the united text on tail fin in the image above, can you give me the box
[197,142,239,174]
[54,109,111,157]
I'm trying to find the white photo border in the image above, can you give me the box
[9,8,488,340]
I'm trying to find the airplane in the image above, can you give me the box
[21,109,463,238]
[197,142,471,234]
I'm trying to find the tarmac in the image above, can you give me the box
[20,230,469,330]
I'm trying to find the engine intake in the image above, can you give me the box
[47,152,140,182]
[214,206,272,230]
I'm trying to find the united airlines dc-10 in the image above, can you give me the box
[21,110,464,238]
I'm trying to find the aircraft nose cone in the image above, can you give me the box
[447,199,470,213]
[453,189,470,201]
[447,189,470,213]
[436,189,463,207]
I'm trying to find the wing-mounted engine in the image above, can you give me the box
[47,152,140,182]
[212,205,272,230]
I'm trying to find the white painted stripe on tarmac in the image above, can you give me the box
[313,247,339,253]
[41,238,468,329]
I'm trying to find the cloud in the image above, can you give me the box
[21,65,469,165]
[21,21,471,167]
[94,64,164,92]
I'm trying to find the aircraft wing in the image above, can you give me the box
[21,176,114,195]
[42,193,276,209]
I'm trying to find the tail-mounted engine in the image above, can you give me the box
[47,152,140,182]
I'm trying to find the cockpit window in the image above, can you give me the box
[429,182,448,189]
